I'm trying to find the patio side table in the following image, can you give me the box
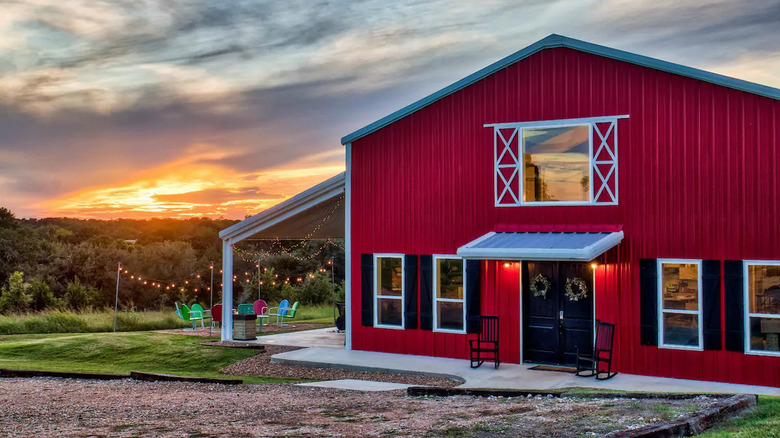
[233,314,257,340]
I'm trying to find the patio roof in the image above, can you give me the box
[457,231,624,261]
[219,172,345,243]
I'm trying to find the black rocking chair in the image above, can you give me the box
[469,316,500,369]
[576,320,617,380]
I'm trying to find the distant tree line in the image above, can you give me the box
[0,207,345,314]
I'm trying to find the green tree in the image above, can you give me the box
[0,207,17,228]
[0,271,31,314]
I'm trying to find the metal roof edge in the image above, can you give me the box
[340,34,780,145]
[219,172,345,241]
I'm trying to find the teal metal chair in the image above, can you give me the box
[237,303,255,315]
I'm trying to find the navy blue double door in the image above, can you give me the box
[522,262,594,366]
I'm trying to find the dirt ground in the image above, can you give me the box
[156,322,331,337]
[0,377,722,437]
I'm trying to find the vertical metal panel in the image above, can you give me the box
[350,47,780,386]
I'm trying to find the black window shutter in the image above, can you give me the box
[724,260,744,352]
[702,260,722,350]
[404,255,418,329]
[360,254,374,327]
[639,258,658,346]
[419,255,433,330]
[466,260,481,333]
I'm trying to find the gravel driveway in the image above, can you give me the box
[0,377,721,437]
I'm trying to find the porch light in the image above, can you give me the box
[591,262,598,269]
[503,262,512,268]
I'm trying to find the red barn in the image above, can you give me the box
[340,34,780,387]
[219,34,780,388]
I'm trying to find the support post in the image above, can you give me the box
[345,142,352,350]
[113,262,121,333]
[221,239,234,341]
[209,261,214,337]
[257,256,263,300]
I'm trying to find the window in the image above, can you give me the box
[523,125,590,202]
[433,256,466,333]
[745,261,780,355]
[658,259,702,350]
[374,255,404,328]
[490,115,624,206]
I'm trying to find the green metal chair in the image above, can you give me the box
[190,304,210,328]
[175,303,201,329]
[277,301,299,326]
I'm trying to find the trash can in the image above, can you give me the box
[233,313,257,340]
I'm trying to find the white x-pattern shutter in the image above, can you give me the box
[489,115,626,206]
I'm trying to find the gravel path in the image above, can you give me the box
[0,377,722,437]
[219,345,461,387]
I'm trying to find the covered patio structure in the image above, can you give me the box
[218,172,346,343]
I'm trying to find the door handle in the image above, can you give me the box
[559,310,564,320]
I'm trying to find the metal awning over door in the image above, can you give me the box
[457,231,624,261]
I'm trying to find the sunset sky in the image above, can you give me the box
[1,0,778,219]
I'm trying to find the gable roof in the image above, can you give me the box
[219,172,345,243]
[341,34,780,145]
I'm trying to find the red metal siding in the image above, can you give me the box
[349,47,780,386]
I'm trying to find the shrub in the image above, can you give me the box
[28,277,55,311]
[64,277,100,310]
[297,272,335,304]
[280,283,298,302]
[0,271,31,314]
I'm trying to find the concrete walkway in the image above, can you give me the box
[297,379,415,391]
[246,327,344,349]
[272,347,780,396]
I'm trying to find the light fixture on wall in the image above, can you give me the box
[503,262,512,268]
[590,262,598,269]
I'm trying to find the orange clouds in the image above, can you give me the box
[43,144,344,219]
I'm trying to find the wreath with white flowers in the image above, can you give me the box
[565,277,589,301]
[530,273,551,298]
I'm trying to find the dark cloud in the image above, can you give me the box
[588,1,780,64]
[0,0,777,218]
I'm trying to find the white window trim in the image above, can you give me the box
[489,115,627,207]
[657,259,704,351]
[432,255,467,334]
[373,254,405,329]
[744,260,780,357]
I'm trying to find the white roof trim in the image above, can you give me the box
[219,172,345,243]
[457,231,624,261]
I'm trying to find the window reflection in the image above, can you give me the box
[659,261,701,348]
[376,257,403,327]
[435,258,465,331]
[747,264,780,353]
[523,125,590,202]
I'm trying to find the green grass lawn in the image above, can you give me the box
[0,304,335,335]
[0,332,291,384]
[698,396,780,437]
[291,304,335,324]
[0,309,189,335]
